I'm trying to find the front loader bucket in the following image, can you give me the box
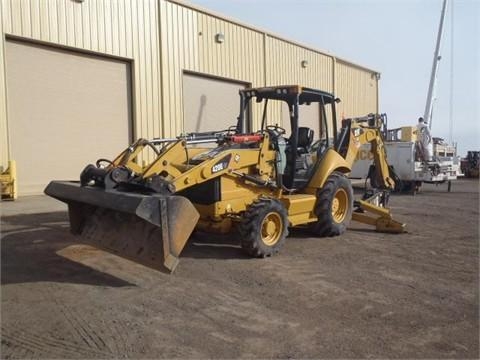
[44,181,200,273]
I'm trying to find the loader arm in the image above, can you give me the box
[139,133,277,193]
[111,138,160,173]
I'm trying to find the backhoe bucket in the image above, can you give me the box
[44,181,200,273]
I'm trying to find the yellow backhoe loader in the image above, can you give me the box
[45,85,405,273]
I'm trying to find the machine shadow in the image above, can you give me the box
[182,231,250,260]
[1,211,134,287]
[182,226,319,261]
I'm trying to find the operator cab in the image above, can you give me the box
[237,85,339,190]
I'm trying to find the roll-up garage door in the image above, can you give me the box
[182,73,247,133]
[5,40,132,195]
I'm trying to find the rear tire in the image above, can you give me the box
[239,198,289,258]
[309,172,353,237]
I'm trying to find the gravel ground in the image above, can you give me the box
[1,179,479,359]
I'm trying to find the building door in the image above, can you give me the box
[5,40,132,195]
[182,73,247,133]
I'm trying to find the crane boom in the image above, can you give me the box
[424,0,449,131]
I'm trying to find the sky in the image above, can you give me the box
[191,0,479,156]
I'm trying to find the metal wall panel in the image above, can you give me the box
[159,0,266,134]
[0,2,7,168]
[266,36,333,90]
[265,36,334,129]
[0,0,380,174]
[0,0,162,169]
[335,60,379,119]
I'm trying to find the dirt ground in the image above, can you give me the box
[1,179,479,359]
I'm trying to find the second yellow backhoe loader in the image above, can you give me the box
[45,85,405,273]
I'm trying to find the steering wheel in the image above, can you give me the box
[96,158,114,168]
[266,124,286,135]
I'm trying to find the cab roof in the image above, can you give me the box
[240,85,336,104]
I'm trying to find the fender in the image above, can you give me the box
[307,148,351,190]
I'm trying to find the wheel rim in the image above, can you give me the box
[261,212,283,246]
[331,188,348,223]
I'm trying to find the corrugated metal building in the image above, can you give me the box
[0,0,380,195]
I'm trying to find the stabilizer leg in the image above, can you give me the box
[352,199,406,233]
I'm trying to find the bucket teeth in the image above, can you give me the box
[44,181,200,272]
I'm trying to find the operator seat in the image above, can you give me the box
[283,127,316,190]
[286,127,314,189]
[297,127,314,154]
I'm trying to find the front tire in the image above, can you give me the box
[309,172,353,237]
[239,198,289,258]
